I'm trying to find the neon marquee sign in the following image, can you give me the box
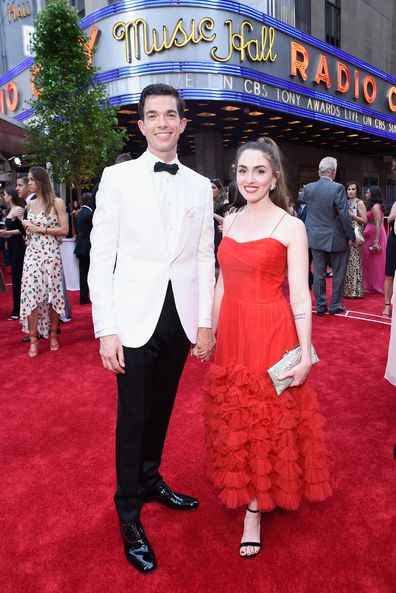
[111,15,396,116]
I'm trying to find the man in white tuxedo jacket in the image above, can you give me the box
[88,84,215,573]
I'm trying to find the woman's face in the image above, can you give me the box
[211,184,220,199]
[347,184,357,199]
[236,149,277,204]
[4,191,11,205]
[27,173,39,195]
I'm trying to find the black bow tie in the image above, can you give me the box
[154,161,179,175]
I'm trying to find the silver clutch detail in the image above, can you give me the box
[354,224,365,245]
[267,345,319,396]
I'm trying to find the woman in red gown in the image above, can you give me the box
[204,138,332,559]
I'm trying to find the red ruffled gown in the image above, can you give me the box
[204,237,332,511]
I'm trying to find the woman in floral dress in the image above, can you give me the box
[20,166,69,357]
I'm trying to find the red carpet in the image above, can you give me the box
[1,268,395,593]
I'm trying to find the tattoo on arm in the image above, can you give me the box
[294,313,306,320]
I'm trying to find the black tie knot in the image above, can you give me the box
[154,161,179,175]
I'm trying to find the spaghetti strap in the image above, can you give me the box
[269,213,287,238]
[223,209,242,238]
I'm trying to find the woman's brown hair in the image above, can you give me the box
[235,137,290,212]
[29,166,56,216]
[5,188,26,208]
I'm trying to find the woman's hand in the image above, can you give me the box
[23,221,45,234]
[191,327,216,361]
[279,359,312,387]
[8,206,25,219]
[369,241,381,252]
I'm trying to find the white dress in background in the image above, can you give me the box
[385,275,396,385]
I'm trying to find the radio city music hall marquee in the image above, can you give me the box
[7,4,396,139]
[108,16,396,118]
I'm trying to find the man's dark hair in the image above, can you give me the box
[81,192,93,208]
[138,84,185,119]
[17,176,29,186]
[115,153,132,164]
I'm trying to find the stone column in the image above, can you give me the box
[194,130,224,180]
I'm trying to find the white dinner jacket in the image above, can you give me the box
[88,153,215,348]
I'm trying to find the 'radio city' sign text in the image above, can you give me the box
[0,82,18,114]
[110,15,396,116]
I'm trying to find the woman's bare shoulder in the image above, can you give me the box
[223,209,240,230]
[283,211,304,230]
[54,196,66,207]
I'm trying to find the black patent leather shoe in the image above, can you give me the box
[120,521,156,573]
[146,482,199,510]
[316,306,328,316]
[329,306,347,315]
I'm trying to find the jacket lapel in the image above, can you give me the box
[171,166,189,261]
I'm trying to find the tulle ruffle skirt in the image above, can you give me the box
[204,364,332,511]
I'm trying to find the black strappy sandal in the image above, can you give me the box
[240,507,262,560]
[382,303,391,318]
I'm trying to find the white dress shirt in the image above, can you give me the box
[144,150,183,259]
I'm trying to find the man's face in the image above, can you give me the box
[138,94,187,161]
[16,178,29,199]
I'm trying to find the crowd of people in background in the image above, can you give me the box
[0,150,136,351]
[0,167,94,353]
[1,151,395,350]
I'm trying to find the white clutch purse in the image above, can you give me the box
[267,345,319,396]
[354,224,365,245]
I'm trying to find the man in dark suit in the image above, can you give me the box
[296,187,313,290]
[74,193,93,304]
[303,157,355,315]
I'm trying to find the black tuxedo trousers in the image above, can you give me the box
[114,282,190,523]
[77,254,90,303]
[9,243,25,316]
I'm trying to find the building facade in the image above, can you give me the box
[1,0,396,203]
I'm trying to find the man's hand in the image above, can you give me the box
[99,334,125,374]
[191,327,216,361]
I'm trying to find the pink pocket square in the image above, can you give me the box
[185,208,196,218]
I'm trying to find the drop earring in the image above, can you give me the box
[269,182,276,191]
